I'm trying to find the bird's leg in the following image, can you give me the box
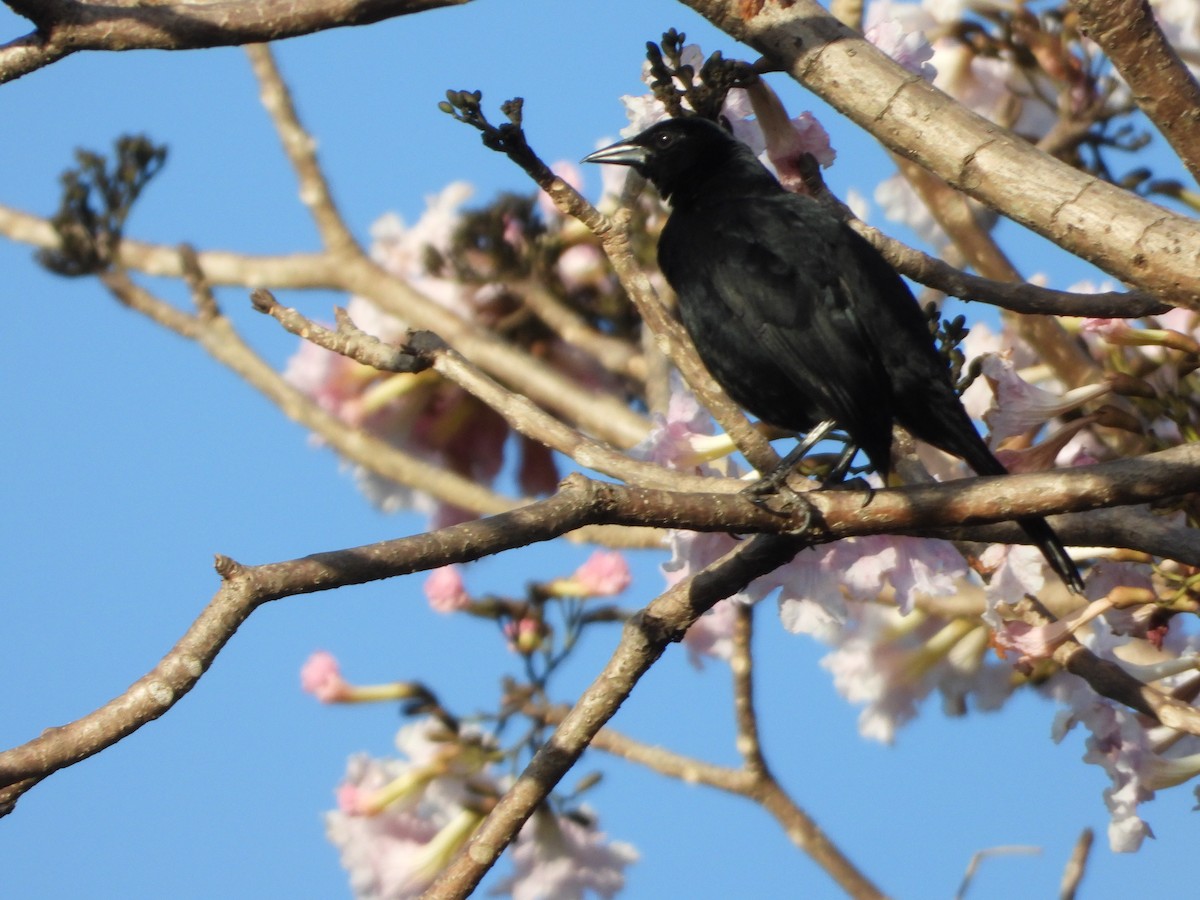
[745,418,838,496]
[822,441,860,486]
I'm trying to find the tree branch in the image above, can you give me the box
[424,531,810,899]
[0,199,652,449]
[678,0,1200,306]
[1074,0,1200,185]
[845,211,1168,318]
[251,288,742,494]
[4,445,1200,812]
[100,267,520,517]
[535,704,887,899]
[0,0,472,84]
[246,41,360,255]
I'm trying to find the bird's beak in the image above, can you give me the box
[581,138,646,167]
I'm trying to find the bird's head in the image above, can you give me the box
[582,117,746,204]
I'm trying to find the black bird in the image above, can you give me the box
[584,116,1083,593]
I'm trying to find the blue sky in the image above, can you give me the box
[1,1,1195,897]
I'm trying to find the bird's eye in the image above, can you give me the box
[652,132,676,149]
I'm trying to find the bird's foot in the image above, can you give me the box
[743,465,793,499]
[741,476,815,534]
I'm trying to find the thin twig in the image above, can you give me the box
[731,603,767,775]
[100,269,518,517]
[251,289,742,493]
[0,203,653,450]
[246,42,360,255]
[534,705,887,899]
[518,281,647,383]
[1059,827,1093,900]
[954,845,1042,900]
[424,532,810,899]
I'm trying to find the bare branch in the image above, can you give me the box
[100,268,519,518]
[887,155,1108,393]
[0,0,473,84]
[0,199,652,449]
[1075,0,1200,185]
[251,289,741,493]
[1059,827,1094,900]
[5,444,1200,811]
[518,281,647,383]
[730,603,766,775]
[536,705,887,899]
[0,477,603,808]
[846,213,1168,318]
[245,42,360,255]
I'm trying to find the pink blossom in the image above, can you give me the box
[773,535,967,635]
[660,530,741,590]
[994,598,1116,660]
[980,352,1110,444]
[820,610,925,743]
[493,810,638,900]
[301,650,352,703]
[325,753,444,898]
[569,551,632,597]
[819,605,1010,743]
[865,9,936,80]
[950,324,1004,424]
[993,417,1098,473]
[1045,682,1200,853]
[632,377,736,475]
[1082,316,1200,354]
[1081,317,1131,340]
[979,544,1048,626]
[742,80,834,194]
[504,618,546,654]
[424,566,471,614]
[840,534,969,614]
[336,781,370,815]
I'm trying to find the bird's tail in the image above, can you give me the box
[1015,515,1085,595]
[908,401,1085,594]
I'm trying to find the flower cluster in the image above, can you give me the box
[306,550,637,896]
[308,661,637,898]
[284,176,633,527]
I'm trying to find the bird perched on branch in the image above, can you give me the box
[584,116,1083,593]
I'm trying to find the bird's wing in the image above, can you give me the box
[660,193,896,470]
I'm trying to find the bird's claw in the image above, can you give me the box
[741,478,815,533]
